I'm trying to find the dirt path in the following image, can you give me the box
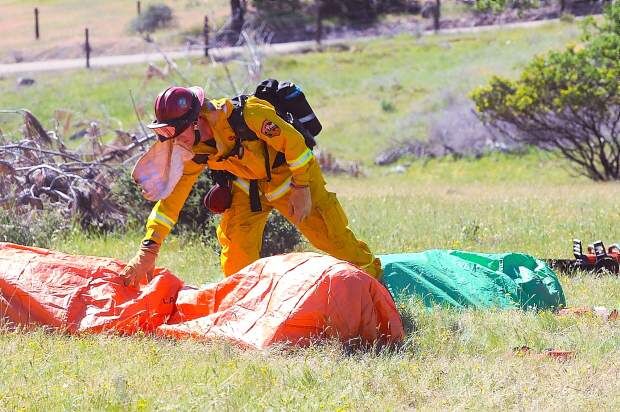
[0,19,563,76]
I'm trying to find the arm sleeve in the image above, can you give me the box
[243,99,314,186]
[143,160,206,244]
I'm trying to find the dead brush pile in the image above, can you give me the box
[315,148,364,177]
[0,109,154,245]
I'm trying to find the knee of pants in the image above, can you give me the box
[361,257,383,280]
[217,219,264,276]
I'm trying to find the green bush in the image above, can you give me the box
[473,0,540,14]
[129,4,174,34]
[472,3,620,180]
[0,207,69,248]
[381,99,396,112]
[261,211,302,257]
[175,172,218,241]
[559,12,575,23]
[110,168,152,226]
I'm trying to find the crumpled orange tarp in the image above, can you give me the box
[0,243,403,349]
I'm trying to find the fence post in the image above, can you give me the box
[85,28,91,69]
[203,16,209,57]
[433,0,441,33]
[315,0,323,46]
[34,8,40,39]
[137,1,141,15]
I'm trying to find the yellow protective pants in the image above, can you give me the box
[216,165,382,279]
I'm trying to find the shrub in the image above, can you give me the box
[374,97,521,165]
[261,211,302,257]
[381,99,396,112]
[109,168,152,226]
[130,4,174,34]
[0,207,69,248]
[471,3,620,180]
[559,12,575,23]
[473,0,540,14]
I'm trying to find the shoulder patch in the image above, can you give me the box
[261,120,281,138]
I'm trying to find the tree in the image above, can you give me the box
[471,3,620,181]
[321,0,379,24]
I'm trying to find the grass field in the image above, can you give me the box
[1,18,619,411]
[0,19,581,164]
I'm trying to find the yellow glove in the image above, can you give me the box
[289,184,312,224]
[119,241,160,287]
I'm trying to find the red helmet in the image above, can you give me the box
[147,86,205,140]
[203,183,232,214]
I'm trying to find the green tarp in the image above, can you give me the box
[380,250,566,310]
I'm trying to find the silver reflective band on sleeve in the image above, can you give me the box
[148,208,175,230]
[264,176,292,202]
[288,148,313,171]
[232,178,250,195]
[298,113,316,124]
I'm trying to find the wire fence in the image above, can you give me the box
[17,0,609,68]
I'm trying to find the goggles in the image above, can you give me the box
[150,120,193,142]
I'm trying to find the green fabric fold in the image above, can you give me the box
[380,250,566,310]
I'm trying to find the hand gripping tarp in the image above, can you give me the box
[380,250,566,310]
[0,243,403,349]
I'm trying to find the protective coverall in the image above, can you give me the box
[142,96,382,278]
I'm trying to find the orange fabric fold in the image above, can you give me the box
[0,243,403,349]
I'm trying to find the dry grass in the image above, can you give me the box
[0,0,230,63]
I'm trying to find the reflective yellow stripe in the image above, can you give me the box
[288,148,313,171]
[234,177,291,202]
[147,208,175,230]
[232,178,250,195]
[265,176,292,202]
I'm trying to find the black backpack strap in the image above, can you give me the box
[228,95,258,141]
[249,180,262,212]
[210,170,234,187]
[229,95,274,182]
[272,152,286,169]
[228,95,269,212]
[262,142,272,182]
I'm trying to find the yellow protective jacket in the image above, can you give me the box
[143,96,315,244]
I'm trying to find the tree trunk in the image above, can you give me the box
[230,0,244,40]
[434,0,441,32]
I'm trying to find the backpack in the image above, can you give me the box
[229,78,323,151]
[213,79,323,212]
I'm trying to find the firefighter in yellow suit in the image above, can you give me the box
[120,86,382,286]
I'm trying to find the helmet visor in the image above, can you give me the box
[149,120,192,142]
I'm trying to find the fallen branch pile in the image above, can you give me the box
[0,109,154,230]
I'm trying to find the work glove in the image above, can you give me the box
[289,184,312,224]
[119,240,160,288]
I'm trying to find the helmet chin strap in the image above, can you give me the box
[193,122,201,146]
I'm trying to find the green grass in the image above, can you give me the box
[0,20,581,164]
[1,311,618,410]
[2,20,620,410]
